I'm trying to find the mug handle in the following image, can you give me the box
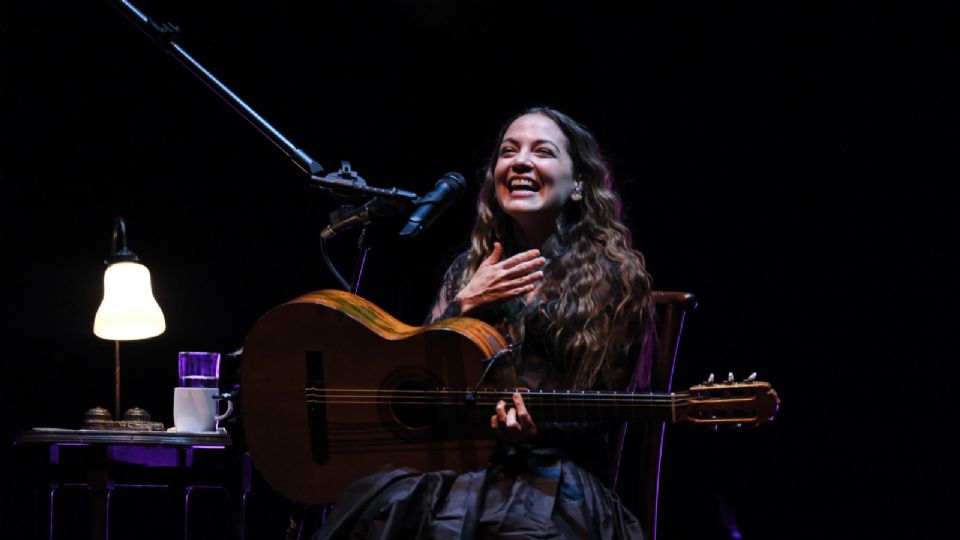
[213,394,234,422]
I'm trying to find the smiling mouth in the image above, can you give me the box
[507,177,541,192]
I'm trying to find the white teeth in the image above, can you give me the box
[508,178,539,191]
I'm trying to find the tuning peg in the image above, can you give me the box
[704,373,715,385]
[726,372,735,384]
[744,372,757,382]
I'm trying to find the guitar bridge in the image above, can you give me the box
[304,350,329,464]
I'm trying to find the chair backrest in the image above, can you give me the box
[611,290,698,540]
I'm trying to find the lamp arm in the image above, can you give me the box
[107,217,139,263]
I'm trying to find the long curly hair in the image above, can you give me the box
[462,107,657,390]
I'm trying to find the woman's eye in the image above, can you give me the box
[499,147,516,155]
[536,147,555,156]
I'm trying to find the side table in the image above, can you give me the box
[14,429,250,540]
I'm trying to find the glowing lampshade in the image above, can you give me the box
[93,216,166,420]
[94,261,166,340]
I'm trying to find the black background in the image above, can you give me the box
[1,1,956,538]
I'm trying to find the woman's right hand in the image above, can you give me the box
[455,242,545,314]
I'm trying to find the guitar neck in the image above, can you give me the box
[433,389,681,425]
[312,381,777,428]
[428,383,776,427]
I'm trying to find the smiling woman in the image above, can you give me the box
[454,107,655,392]
[312,107,657,540]
[493,113,582,247]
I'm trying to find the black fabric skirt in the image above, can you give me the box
[311,448,645,540]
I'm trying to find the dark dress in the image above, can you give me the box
[312,246,647,540]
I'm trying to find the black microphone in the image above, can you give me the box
[399,172,466,238]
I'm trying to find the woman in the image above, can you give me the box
[315,107,656,539]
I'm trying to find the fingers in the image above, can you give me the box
[465,245,545,312]
[483,242,504,265]
[480,246,544,280]
[491,395,536,441]
[499,399,519,435]
[487,272,542,304]
[495,399,508,425]
[513,393,537,435]
[502,258,546,281]
[500,271,543,291]
[500,249,544,271]
[483,245,543,274]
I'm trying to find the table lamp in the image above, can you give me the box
[93,217,165,420]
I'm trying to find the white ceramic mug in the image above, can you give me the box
[173,387,233,432]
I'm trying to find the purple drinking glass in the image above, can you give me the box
[177,351,220,388]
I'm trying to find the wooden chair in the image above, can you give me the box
[611,290,698,540]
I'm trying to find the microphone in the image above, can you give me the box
[399,172,466,238]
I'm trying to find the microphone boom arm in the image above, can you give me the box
[109,0,328,177]
[109,1,432,203]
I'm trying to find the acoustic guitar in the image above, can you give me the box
[241,289,779,504]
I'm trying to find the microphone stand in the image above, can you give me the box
[107,0,420,291]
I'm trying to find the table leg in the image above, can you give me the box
[89,486,111,540]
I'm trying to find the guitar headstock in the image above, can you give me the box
[675,373,780,427]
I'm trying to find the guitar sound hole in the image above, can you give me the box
[390,380,439,430]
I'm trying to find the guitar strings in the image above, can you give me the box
[297,389,762,410]
[303,397,691,405]
[299,388,695,408]
[304,388,685,400]
[305,389,686,400]
[305,388,752,401]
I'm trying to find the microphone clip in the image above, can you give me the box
[322,161,368,190]
[321,197,405,241]
[309,161,418,203]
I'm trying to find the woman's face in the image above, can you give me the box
[494,113,579,229]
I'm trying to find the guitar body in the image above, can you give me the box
[241,290,781,504]
[241,290,510,504]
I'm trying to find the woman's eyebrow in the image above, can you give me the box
[500,137,561,150]
[534,139,561,151]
